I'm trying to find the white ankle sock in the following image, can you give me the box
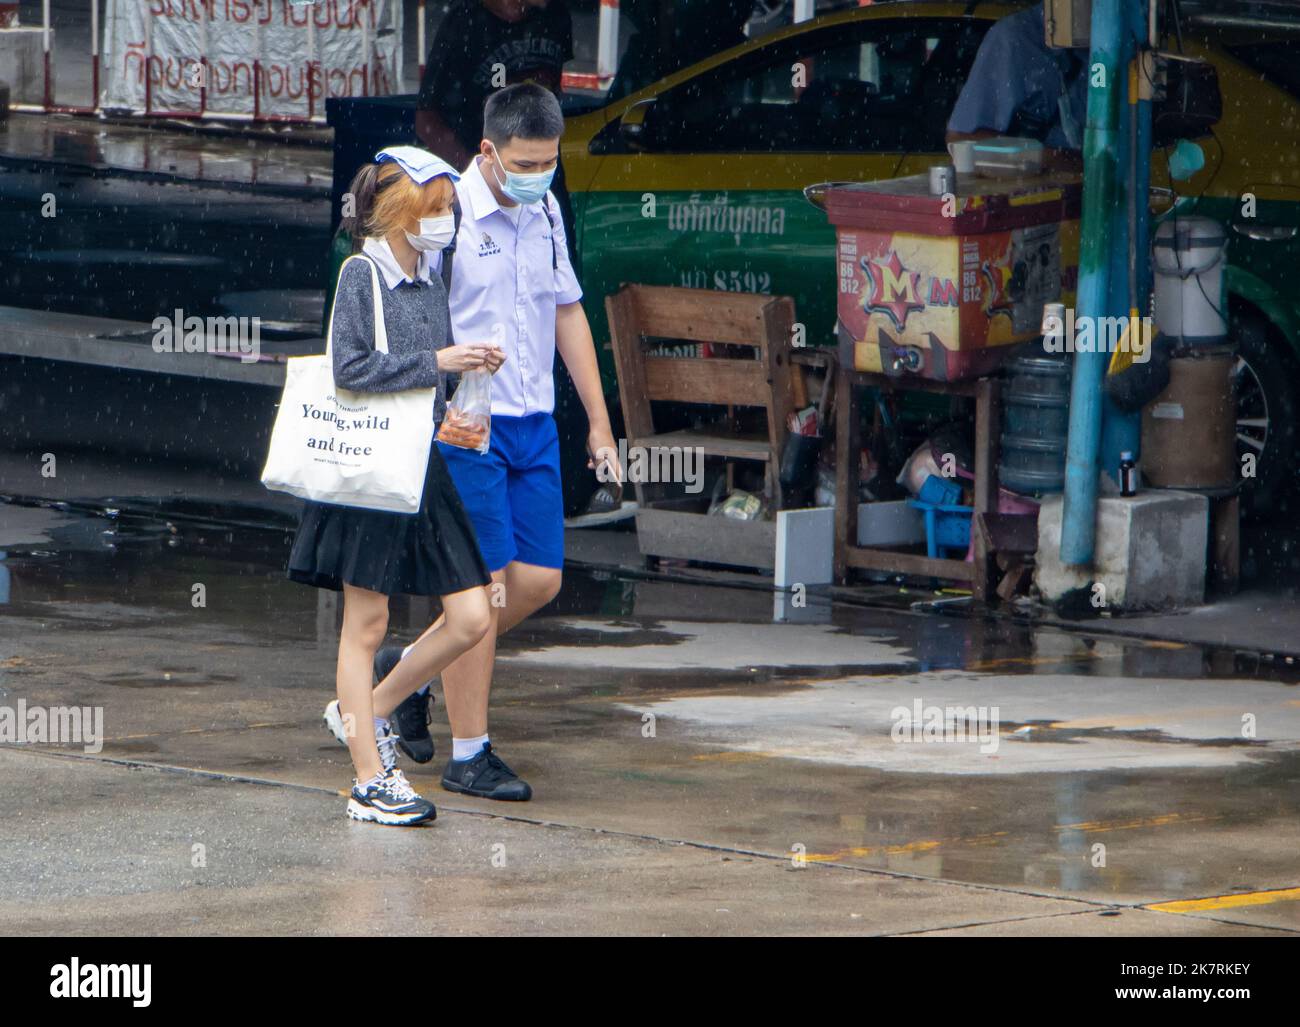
[452,734,489,762]
[357,771,384,792]
[372,716,389,736]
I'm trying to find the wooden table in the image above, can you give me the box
[834,370,1002,602]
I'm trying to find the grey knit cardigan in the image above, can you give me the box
[330,255,451,423]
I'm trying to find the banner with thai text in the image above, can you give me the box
[102,0,403,119]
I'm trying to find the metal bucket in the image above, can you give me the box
[1000,353,1071,495]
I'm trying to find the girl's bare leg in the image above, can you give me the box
[338,583,390,782]
[371,585,492,719]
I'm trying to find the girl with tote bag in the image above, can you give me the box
[278,147,504,826]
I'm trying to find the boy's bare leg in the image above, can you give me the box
[437,561,561,737]
[401,560,560,654]
[371,586,491,719]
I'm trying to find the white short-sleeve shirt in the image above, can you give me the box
[435,156,583,418]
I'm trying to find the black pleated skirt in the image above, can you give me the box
[287,444,490,597]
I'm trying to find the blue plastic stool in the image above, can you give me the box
[907,499,974,559]
[917,474,963,507]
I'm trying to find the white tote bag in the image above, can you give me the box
[261,255,435,514]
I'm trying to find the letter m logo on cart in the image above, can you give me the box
[861,250,925,331]
[928,277,959,306]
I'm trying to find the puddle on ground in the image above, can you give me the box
[618,671,1300,775]
[4,501,1300,693]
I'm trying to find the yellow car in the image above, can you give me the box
[560,0,1300,507]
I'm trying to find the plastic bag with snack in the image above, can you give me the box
[436,369,492,453]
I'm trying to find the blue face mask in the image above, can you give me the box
[489,145,556,205]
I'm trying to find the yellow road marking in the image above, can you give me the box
[691,750,783,764]
[1147,887,1300,914]
[965,652,1105,672]
[804,811,1215,864]
[805,831,1010,863]
[807,839,941,862]
[966,638,1186,672]
[1056,812,1217,833]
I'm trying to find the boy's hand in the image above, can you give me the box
[479,345,507,373]
[588,426,622,485]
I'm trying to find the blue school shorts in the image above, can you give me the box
[438,412,565,573]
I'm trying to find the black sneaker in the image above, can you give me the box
[346,769,437,826]
[441,742,533,802]
[374,644,436,764]
[373,644,406,685]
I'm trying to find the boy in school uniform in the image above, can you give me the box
[365,82,619,799]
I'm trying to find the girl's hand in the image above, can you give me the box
[437,344,496,373]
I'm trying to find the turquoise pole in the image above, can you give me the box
[1061,0,1126,566]
[1099,0,1151,479]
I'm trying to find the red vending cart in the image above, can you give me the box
[824,172,1083,381]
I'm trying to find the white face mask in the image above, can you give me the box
[405,214,455,252]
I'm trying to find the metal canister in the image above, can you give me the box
[929,164,956,196]
[1140,346,1237,489]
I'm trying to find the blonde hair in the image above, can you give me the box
[341,161,454,252]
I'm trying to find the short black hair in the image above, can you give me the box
[483,83,565,147]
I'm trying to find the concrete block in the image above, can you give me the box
[0,28,49,105]
[1035,490,1208,610]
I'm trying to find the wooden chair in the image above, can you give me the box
[605,284,799,568]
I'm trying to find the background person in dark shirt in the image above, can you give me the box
[416,0,574,170]
[416,0,577,266]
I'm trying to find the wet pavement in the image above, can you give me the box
[1,500,1298,935]
[0,112,333,192]
[0,113,331,325]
